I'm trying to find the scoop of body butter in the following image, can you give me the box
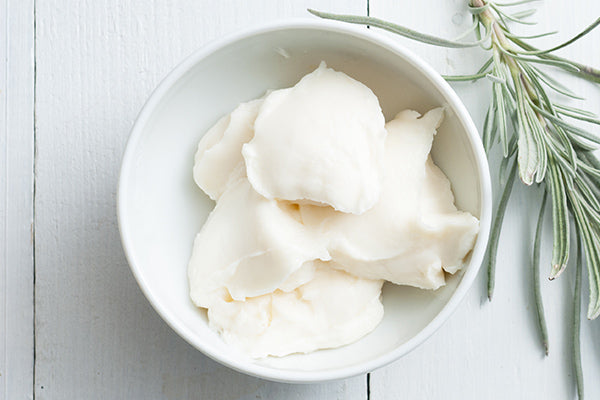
[208,260,384,358]
[193,98,263,200]
[242,62,387,214]
[188,178,330,308]
[300,108,479,290]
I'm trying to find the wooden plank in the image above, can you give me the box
[0,0,35,398]
[33,1,368,399]
[367,0,600,398]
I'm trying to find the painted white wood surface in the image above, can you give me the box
[1,0,598,399]
[0,0,35,399]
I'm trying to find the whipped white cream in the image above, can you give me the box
[188,178,329,307]
[207,260,384,358]
[193,98,263,200]
[299,109,479,289]
[242,62,386,215]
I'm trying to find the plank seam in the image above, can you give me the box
[3,0,9,394]
[365,4,370,400]
[32,0,37,397]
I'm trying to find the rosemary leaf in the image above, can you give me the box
[442,57,495,81]
[495,82,511,157]
[571,194,600,319]
[572,230,584,399]
[555,109,600,126]
[515,81,539,184]
[453,19,480,41]
[533,190,549,355]
[579,152,600,189]
[495,0,541,7]
[548,160,569,279]
[510,9,537,20]
[503,30,558,40]
[499,139,518,184]
[522,100,547,182]
[443,72,490,81]
[547,124,578,171]
[482,102,496,152]
[529,65,584,100]
[572,185,600,224]
[487,160,518,300]
[578,162,600,180]
[477,56,495,74]
[491,4,537,25]
[307,10,490,48]
[487,73,506,84]
[579,172,600,205]
[516,16,600,56]
[582,151,600,170]
[497,44,581,73]
[531,104,600,145]
[508,36,600,83]
[553,123,599,152]
[555,104,599,119]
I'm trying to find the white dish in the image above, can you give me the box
[118,19,492,383]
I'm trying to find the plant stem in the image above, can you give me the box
[573,232,584,399]
[533,190,549,355]
[511,37,600,84]
[487,160,518,300]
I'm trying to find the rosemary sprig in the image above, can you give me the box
[309,2,600,315]
[309,1,600,395]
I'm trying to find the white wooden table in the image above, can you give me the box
[2,1,599,398]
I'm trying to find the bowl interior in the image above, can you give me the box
[119,23,486,381]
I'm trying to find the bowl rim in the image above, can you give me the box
[117,18,492,384]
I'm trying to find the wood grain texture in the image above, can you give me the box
[0,0,35,398]
[33,1,367,399]
[367,1,600,398]
[22,0,600,398]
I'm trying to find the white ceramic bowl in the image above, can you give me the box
[118,19,492,383]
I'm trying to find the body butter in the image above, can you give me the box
[243,62,386,215]
[188,63,479,358]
